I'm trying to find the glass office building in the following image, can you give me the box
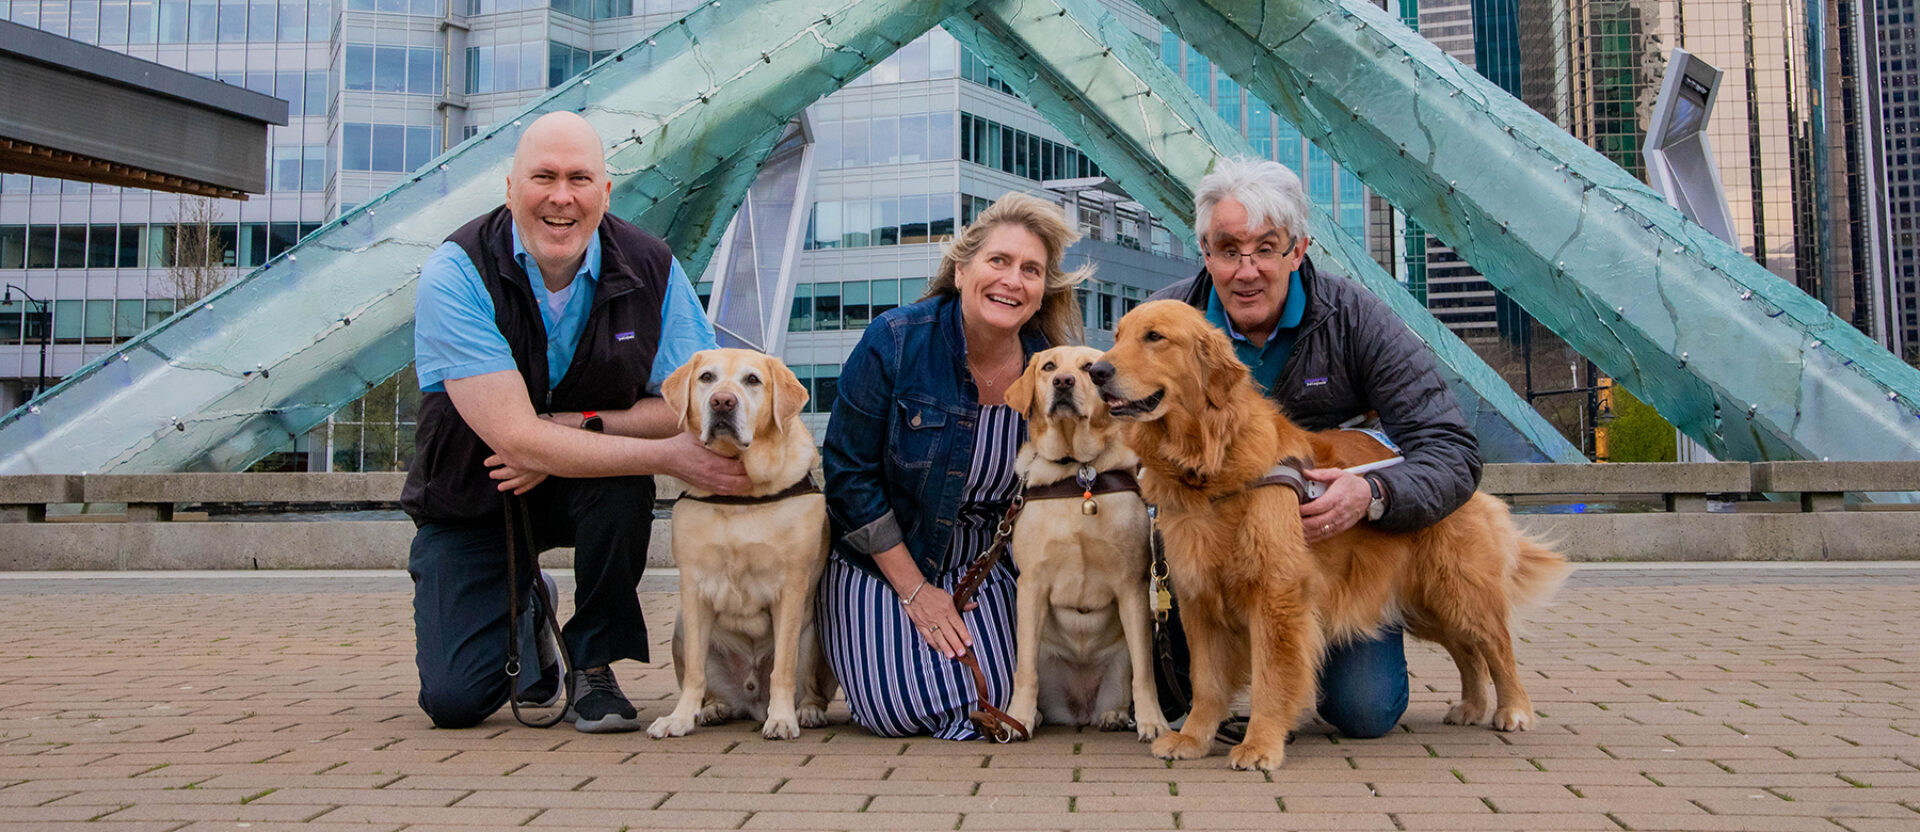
[1875,0,1920,360]
[0,0,1215,464]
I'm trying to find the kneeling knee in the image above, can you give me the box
[1319,688,1408,739]
[419,687,498,729]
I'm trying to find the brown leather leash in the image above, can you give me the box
[949,487,1030,743]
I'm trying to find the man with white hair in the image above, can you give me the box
[1150,156,1482,738]
[401,111,749,732]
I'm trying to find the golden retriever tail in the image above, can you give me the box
[1507,535,1573,611]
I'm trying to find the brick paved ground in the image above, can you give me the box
[0,563,1916,832]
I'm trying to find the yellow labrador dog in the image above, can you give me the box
[1000,346,1170,742]
[650,348,838,740]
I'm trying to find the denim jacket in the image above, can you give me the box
[823,294,1051,579]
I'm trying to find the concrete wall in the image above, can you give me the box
[1,463,1916,570]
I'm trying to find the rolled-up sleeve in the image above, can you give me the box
[648,257,719,393]
[822,323,903,556]
[415,242,516,392]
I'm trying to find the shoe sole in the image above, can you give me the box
[572,712,642,733]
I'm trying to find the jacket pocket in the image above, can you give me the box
[888,397,949,470]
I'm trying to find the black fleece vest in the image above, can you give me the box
[401,206,671,523]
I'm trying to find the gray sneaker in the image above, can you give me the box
[513,571,563,709]
[568,666,641,733]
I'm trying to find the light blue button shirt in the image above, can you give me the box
[414,222,715,395]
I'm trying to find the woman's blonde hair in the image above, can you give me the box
[923,191,1090,346]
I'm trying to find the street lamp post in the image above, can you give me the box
[3,285,50,403]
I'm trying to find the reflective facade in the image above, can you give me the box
[1154,28,1373,245]
[1518,0,1883,336]
[0,0,1206,461]
[1876,0,1920,359]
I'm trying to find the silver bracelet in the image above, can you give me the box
[900,579,928,607]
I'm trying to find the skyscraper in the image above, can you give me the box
[1518,0,1885,338]
[1873,0,1918,360]
[0,0,1205,465]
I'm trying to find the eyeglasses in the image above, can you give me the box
[1204,241,1296,269]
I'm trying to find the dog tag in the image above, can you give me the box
[1154,586,1172,614]
[1081,496,1099,515]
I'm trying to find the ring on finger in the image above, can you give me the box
[930,625,941,633]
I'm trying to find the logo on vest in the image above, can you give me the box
[1305,377,1329,387]
[615,331,635,342]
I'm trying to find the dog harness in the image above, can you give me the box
[1244,456,1313,502]
[677,475,821,505]
[1024,466,1141,515]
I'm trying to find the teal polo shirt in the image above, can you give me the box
[1204,269,1306,394]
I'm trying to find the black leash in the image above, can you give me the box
[503,493,571,728]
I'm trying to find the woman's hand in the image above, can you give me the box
[901,581,976,659]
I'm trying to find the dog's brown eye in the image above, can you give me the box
[1144,330,1165,343]
[698,371,714,383]
[743,374,761,386]
[1041,362,1055,372]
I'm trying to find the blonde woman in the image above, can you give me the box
[819,192,1088,738]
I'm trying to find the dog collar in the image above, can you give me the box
[678,475,821,505]
[1025,468,1141,501]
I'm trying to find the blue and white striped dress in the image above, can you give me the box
[818,404,1025,739]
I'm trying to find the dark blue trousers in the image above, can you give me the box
[408,475,655,729]
[1316,626,1410,738]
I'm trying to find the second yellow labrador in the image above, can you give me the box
[649,348,838,740]
[1000,346,1170,741]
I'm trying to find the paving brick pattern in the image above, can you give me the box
[0,564,1916,831]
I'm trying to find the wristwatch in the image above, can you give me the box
[1364,474,1388,522]
[580,410,604,433]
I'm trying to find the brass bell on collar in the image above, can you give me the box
[1081,497,1099,515]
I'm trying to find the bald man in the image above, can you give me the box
[402,112,749,732]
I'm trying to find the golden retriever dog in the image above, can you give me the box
[649,348,838,740]
[999,346,1171,742]
[1089,300,1569,771]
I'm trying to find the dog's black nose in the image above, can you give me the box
[1087,362,1114,387]
[1052,375,1075,390]
[709,391,737,413]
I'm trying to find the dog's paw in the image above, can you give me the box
[1135,714,1171,742]
[1490,706,1536,732]
[796,704,829,729]
[1443,701,1489,726]
[697,701,733,726]
[646,712,696,739]
[1227,740,1286,772]
[761,714,801,740]
[1095,708,1134,732]
[1151,731,1211,761]
[1003,708,1039,739]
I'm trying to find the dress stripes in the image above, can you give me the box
[818,404,1025,739]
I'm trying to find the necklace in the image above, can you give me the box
[967,350,1022,388]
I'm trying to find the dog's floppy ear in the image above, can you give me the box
[766,356,810,429]
[661,352,704,433]
[1195,326,1249,410]
[1003,354,1041,418]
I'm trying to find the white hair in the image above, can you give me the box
[1192,156,1310,247]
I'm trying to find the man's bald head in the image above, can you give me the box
[506,112,612,283]
[511,112,607,179]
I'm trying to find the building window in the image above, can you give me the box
[344,44,443,94]
[340,123,442,172]
[804,194,957,251]
[466,42,545,94]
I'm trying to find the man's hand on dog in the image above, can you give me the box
[484,432,750,496]
[1300,468,1369,543]
[904,585,976,659]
